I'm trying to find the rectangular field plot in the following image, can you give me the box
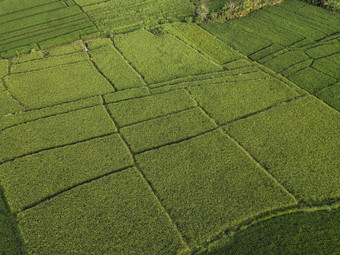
[136,129,296,247]
[0,59,8,78]
[0,134,133,212]
[200,23,271,56]
[5,61,114,109]
[88,39,145,90]
[225,96,340,203]
[0,106,116,163]
[17,168,187,254]
[0,0,98,57]
[107,90,196,127]
[121,108,216,153]
[264,51,310,72]
[316,83,340,111]
[289,68,336,94]
[163,23,241,64]
[188,78,299,124]
[114,29,222,84]
[78,0,195,34]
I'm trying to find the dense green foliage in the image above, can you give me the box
[201,208,340,254]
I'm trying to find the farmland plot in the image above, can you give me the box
[201,0,340,110]
[0,0,339,254]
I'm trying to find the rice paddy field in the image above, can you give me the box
[0,0,339,254]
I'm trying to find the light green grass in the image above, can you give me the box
[0,106,116,163]
[225,96,340,203]
[17,168,188,254]
[136,129,296,247]
[114,29,222,84]
[0,134,133,212]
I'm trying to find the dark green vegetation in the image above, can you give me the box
[0,0,339,254]
[200,207,340,255]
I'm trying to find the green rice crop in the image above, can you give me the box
[0,59,8,78]
[188,78,299,124]
[136,129,296,247]
[114,29,222,84]
[11,52,89,73]
[201,208,340,255]
[225,96,340,203]
[317,83,340,110]
[163,22,241,64]
[107,90,196,127]
[0,106,116,163]
[0,86,22,116]
[0,134,133,212]
[265,50,310,72]
[88,39,145,90]
[289,68,336,93]
[5,61,114,108]
[200,23,271,55]
[121,107,216,153]
[312,53,340,79]
[0,96,102,131]
[0,189,25,254]
[17,168,188,254]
